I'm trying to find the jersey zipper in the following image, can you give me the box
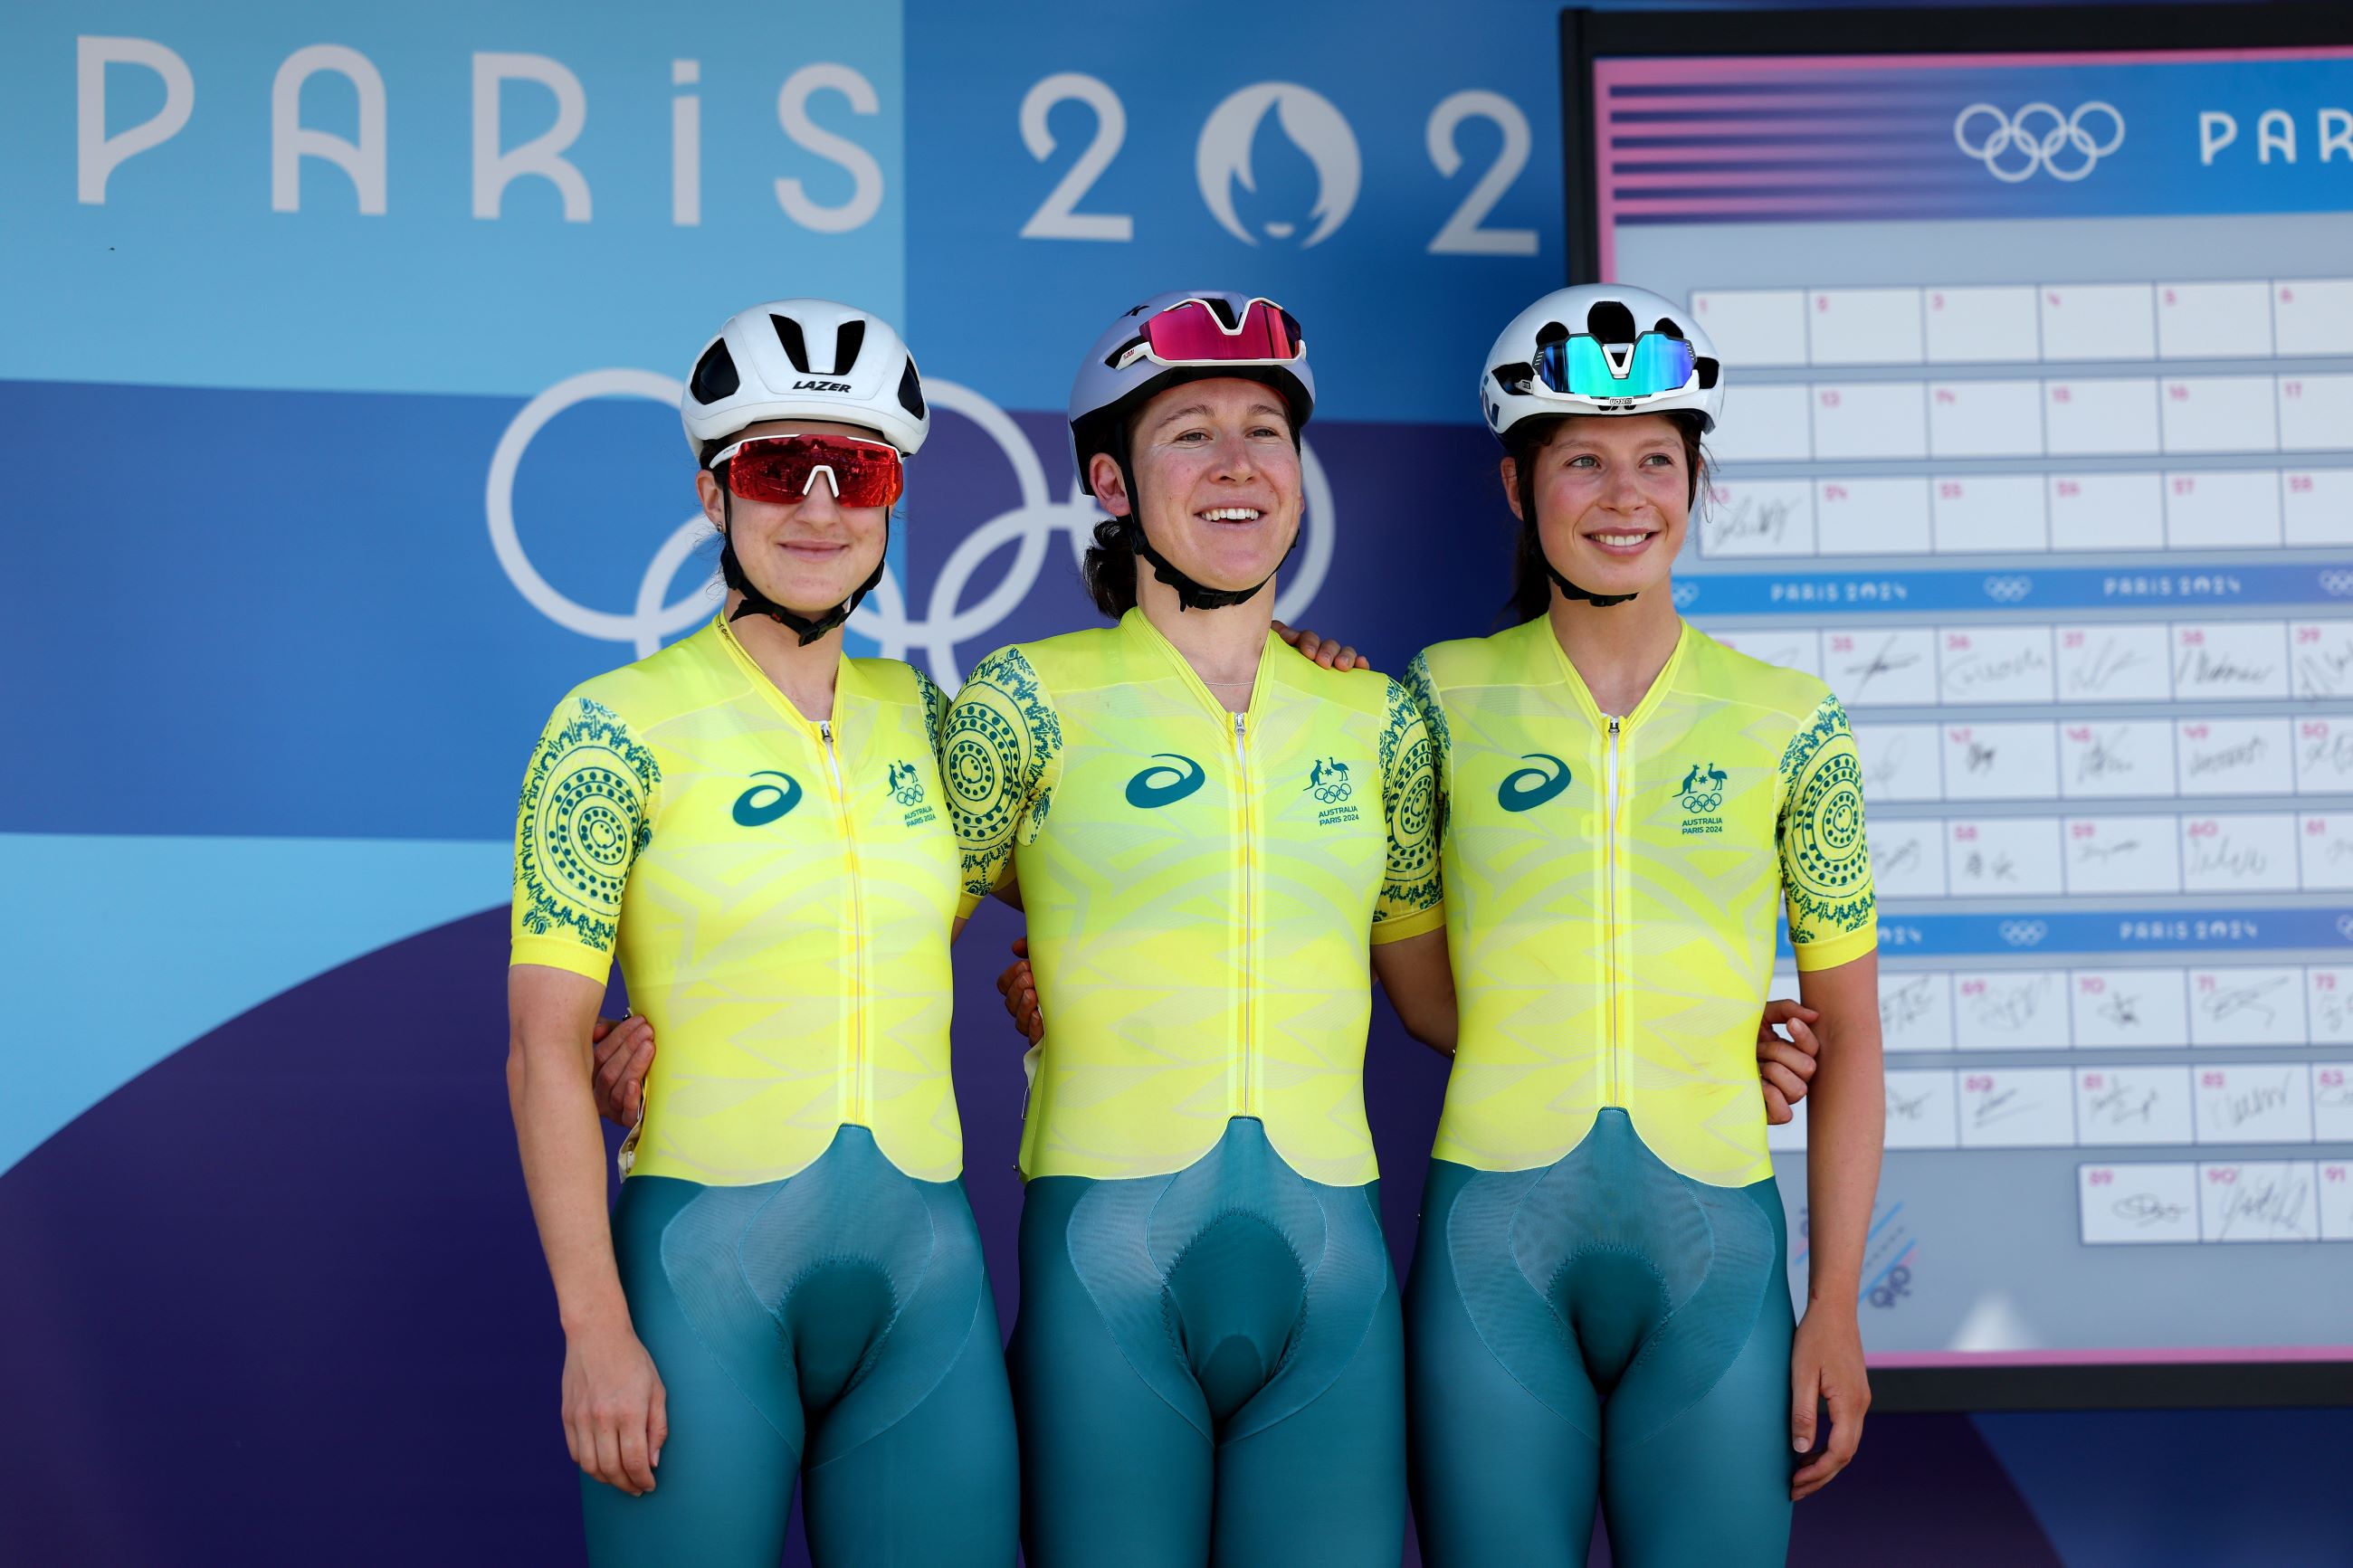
[1604,714,1623,1108]
[821,718,868,1126]
[1234,710,1255,1117]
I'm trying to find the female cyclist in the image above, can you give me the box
[1400,282,1885,1567]
[505,299,1017,1566]
[940,289,1447,1568]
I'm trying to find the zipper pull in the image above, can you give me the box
[1234,711,1247,762]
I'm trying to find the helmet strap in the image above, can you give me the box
[715,487,887,646]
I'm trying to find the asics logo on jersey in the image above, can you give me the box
[733,770,805,826]
[1126,754,1206,809]
[1497,754,1572,813]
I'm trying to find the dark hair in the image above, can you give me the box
[1081,516,1141,619]
[1502,410,1708,623]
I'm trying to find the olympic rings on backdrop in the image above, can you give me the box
[1952,101,2125,184]
[488,374,1336,687]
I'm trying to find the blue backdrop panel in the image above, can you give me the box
[5,0,2350,1562]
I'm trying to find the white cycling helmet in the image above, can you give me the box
[681,298,929,458]
[1479,282,1722,442]
[1067,290,1315,611]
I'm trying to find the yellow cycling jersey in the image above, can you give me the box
[948,608,1444,1184]
[1408,616,1876,1188]
[510,617,963,1186]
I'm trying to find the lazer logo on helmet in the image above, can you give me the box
[1497,754,1572,813]
[793,378,853,393]
[1125,754,1206,809]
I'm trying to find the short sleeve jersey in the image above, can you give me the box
[510,618,962,1185]
[1409,617,1875,1187]
[947,608,1443,1184]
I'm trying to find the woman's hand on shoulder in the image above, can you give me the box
[1272,621,1374,672]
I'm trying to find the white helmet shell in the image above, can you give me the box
[1067,289,1315,475]
[681,299,929,458]
[1478,283,1723,442]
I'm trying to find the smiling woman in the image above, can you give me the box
[942,290,1451,1568]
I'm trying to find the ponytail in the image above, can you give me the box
[1080,517,1141,619]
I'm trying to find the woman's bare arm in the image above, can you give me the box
[1786,949,1885,1500]
[1371,928,1457,1053]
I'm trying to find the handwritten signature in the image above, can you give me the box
[2186,834,2269,881]
[1968,978,2049,1033]
[1841,634,1922,695]
[2206,1071,2297,1130]
[1946,645,2049,695]
[2086,1078,2161,1125]
[1704,496,1795,550]
[2066,636,2146,696]
[2175,647,2277,690]
[2073,727,2139,782]
[1881,976,1941,1034]
[2198,974,2289,1027]
[2185,736,2267,778]
[2114,1193,2188,1226]
[2217,1170,2314,1239]
[2294,638,2353,700]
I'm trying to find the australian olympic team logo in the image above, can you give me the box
[488,373,1336,687]
[1126,754,1206,809]
[1953,101,2125,183]
[1497,753,1571,813]
[1678,762,1728,814]
[887,759,926,808]
[1307,755,1353,804]
[1678,760,1727,837]
[732,770,803,827]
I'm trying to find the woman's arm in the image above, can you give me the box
[1786,948,1885,1500]
[509,963,667,1498]
[1370,928,1457,1053]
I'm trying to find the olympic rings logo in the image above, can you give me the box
[488,372,1336,689]
[1997,919,2048,947]
[1983,575,2033,603]
[2338,915,2353,943]
[1953,101,2125,184]
[2320,570,2353,598]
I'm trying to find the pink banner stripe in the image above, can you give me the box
[1608,143,1953,165]
[1598,116,1929,139]
[1607,193,1940,215]
[1870,1345,2353,1369]
[1603,91,1943,112]
[1596,45,2353,87]
[1610,168,1963,191]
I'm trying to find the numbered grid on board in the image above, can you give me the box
[1688,280,2353,560]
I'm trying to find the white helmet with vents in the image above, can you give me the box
[1478,282,1723,442]
[681,299,929,458]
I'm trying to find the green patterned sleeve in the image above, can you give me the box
[1404,651,1451,845]
[511,694,659,981]
[944,647,1062,918]
[913,666,951,770]
[1776,690,1877,971]
[1373,672,1444,942]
